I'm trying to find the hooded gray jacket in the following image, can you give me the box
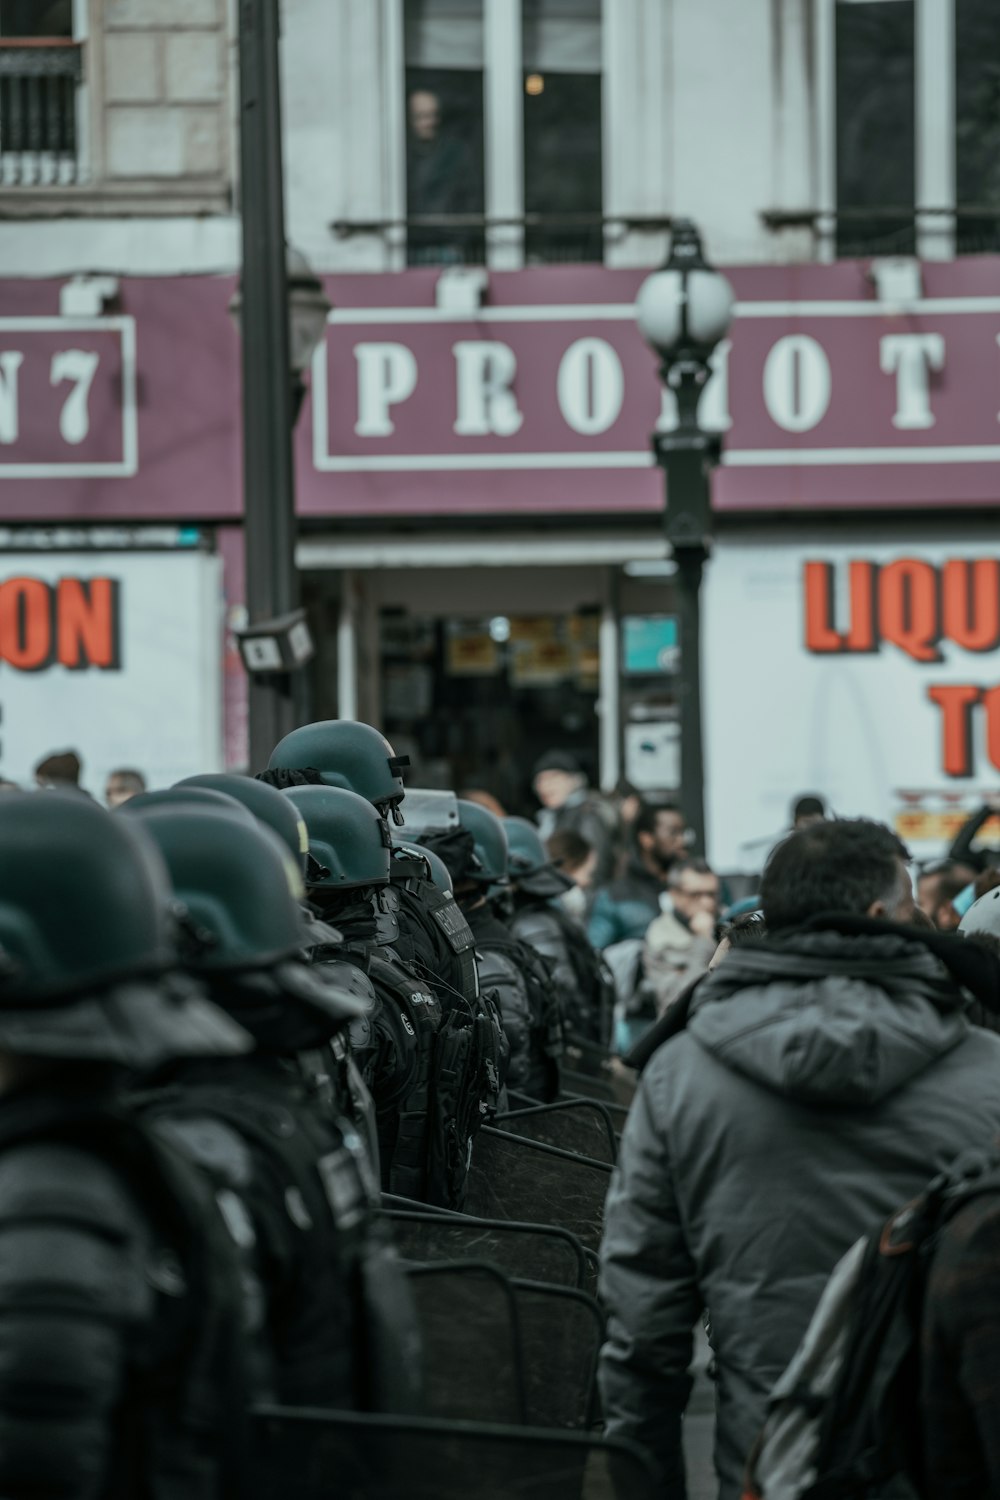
[598,929,1000,1499]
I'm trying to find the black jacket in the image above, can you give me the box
[0,1079,248,1500]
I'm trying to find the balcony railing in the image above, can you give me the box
[761,205,1000,258]
[330,213,673,268]
[0,39,83,187]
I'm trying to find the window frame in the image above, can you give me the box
[390,0,607,270]
[816,0,956,261]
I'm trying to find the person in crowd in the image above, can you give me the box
[33,747,84,791]
[532,750,619,887]
[0,791,255,1500]
[791,792,827,829]
[587,800,687,949]
[105,765,146,808]
[504,816,614,1046]
[547,829,597,924]
[947,790,1000,872]
[642,858,722,1017]
[459,787,507,819]
[599,817,1000,1500]
[624,909,768,1077]
[916,858,977,930]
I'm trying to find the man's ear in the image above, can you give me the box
[866,898,888,919]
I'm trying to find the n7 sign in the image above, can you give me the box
[0,319,137,477]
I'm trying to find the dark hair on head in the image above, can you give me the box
[761,818,910,931]
[546,829,592,870]
[667,857,714,888]
[634,799,681,839]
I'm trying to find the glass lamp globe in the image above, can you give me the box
[635,220,734,361]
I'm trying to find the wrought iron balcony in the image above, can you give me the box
[0,39,83,187]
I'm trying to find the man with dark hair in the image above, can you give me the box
[600,817,1000,1500]
[643,858,721,1015]
[587,801,687,949]
[105,766,146,808]
[916,859,977,930]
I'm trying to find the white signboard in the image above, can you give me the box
[0,549,223,797]
[704,535,1000,873]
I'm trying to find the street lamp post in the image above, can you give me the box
[234,0,330,771]
[636,221,734,856]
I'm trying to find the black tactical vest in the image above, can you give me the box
[0,1091,251,1500]
[139,1057,420,1418]
[391,857,481,1006]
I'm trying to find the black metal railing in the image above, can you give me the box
[330,213,673,268]
[0,39,83,186]
[761,205,1000,257]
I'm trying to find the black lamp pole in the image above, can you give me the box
[641,220,730,858]
[652,365,715,856]
[236,0,298,769]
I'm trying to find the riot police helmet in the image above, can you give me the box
[266,720,409,820]
[0,792,249,1066]
[457,799,509,885]
[121,785,258,827]
[176,772,310,875]
[394,840,454,895]
[283,784,392,891]
[503,815,574,898]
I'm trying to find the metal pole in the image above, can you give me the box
[655,365,713,857]
[237,0,298,769]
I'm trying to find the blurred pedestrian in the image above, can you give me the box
[532,750,618,885]
[600,817,1000,1500]
[587,801,686,949]
[547,829,597,924]
[105,765,146,808]
[947,789,1000,872]
[917,859,977,930]
[791,792,827,829]
[33,748,83,791]
[643,858,721,1016]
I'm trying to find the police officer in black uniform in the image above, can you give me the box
[126,799,419,1415]
[504,816,614,1046]
[287,783,501,1208]
[173,771,378,1152]
[422,800,565,1103]
[261,721,483,1017]
[0,791,254,1500]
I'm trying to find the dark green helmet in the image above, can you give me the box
[121,786,258,827]
[131,805,310,972]
[283,785,391,890]
[176,773,310,874]
[267,720,409,815]
[0,793,248,1065]
[457,799,509,885]
[503,816,573,898]
[394,840,454,895]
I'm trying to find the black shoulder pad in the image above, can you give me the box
[0,1142,143,1240]
[151,1114,255,1191]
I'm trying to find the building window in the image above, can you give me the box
[955,0,1000,252]
[522,0,602,264]
[403,0,485,266]
[0,0,81,186]
[834,0,915,257]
